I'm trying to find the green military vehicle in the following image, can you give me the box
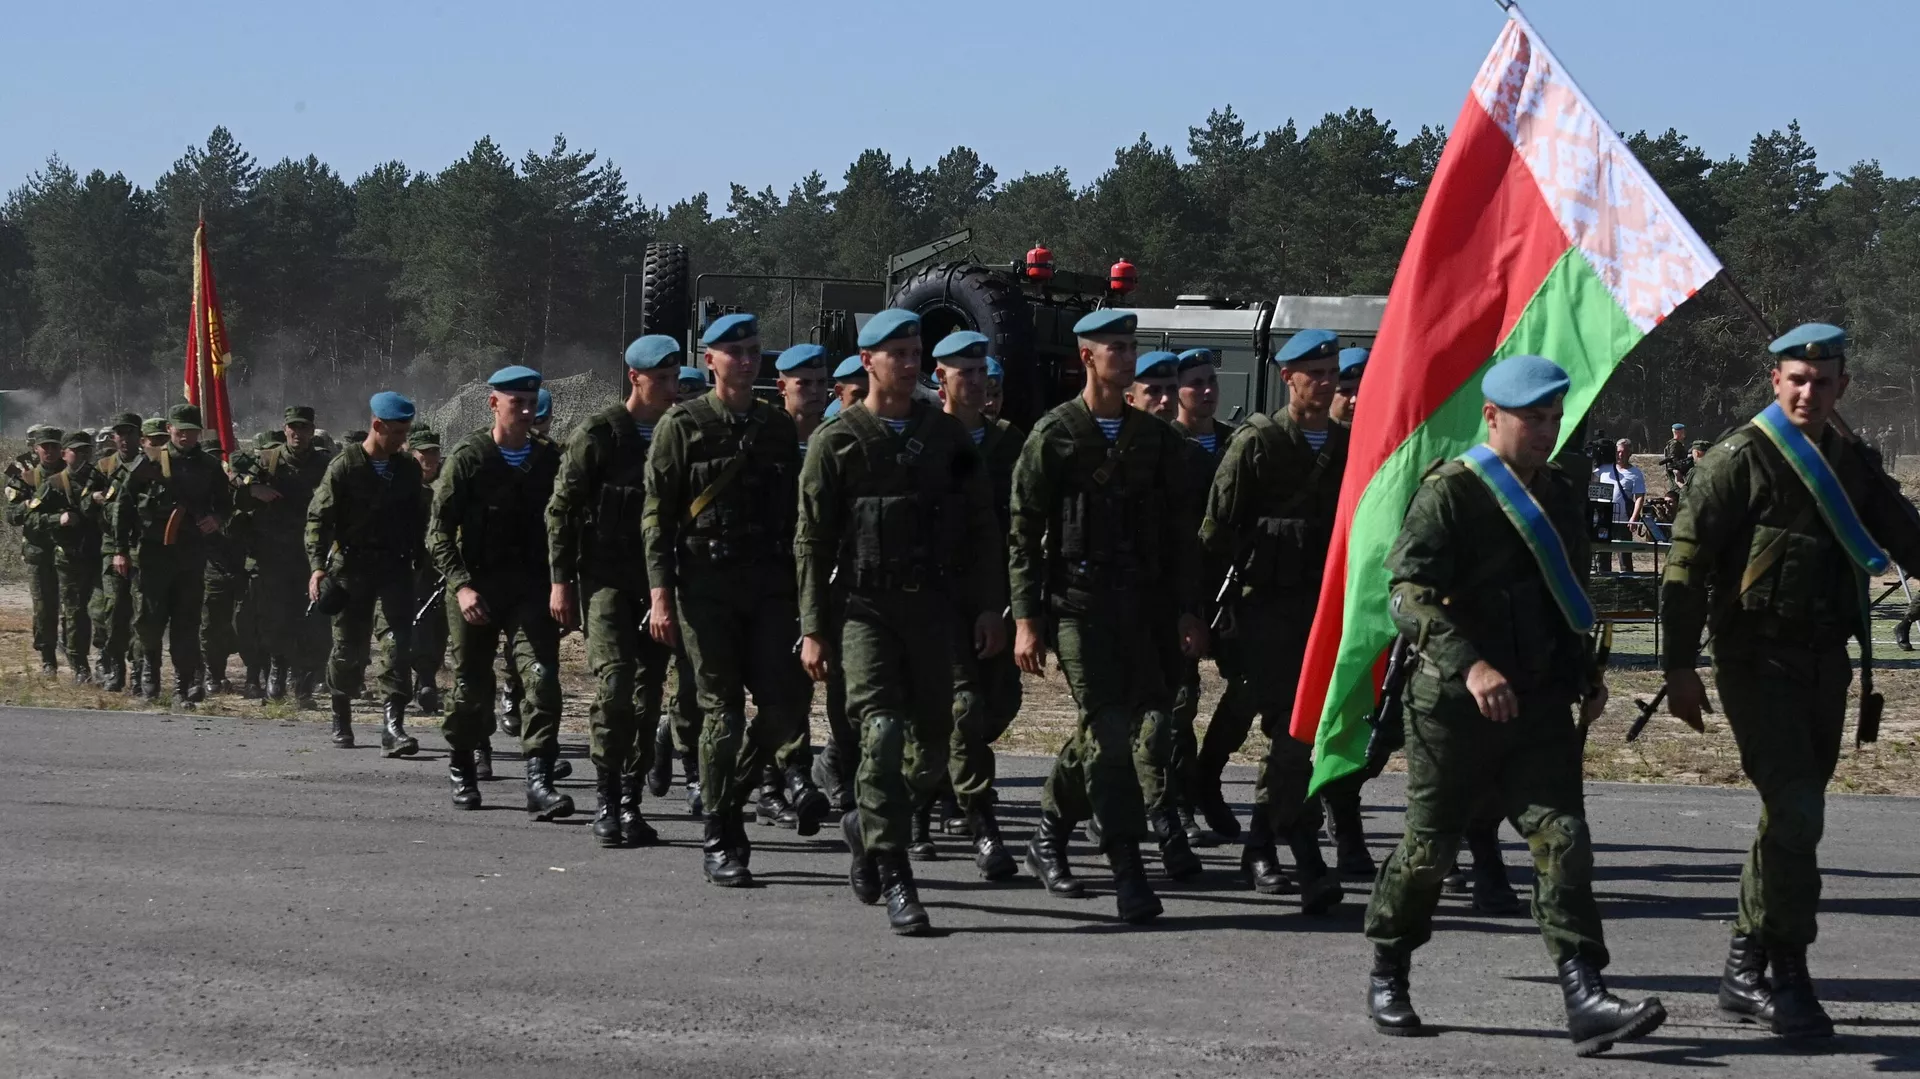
[627,230,1385,427]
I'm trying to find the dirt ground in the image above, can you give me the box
[3,449,1916,793]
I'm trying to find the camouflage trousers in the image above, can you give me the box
[1040,592,1171,847]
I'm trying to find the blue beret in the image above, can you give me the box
[985,357,1004,382]
[625,334,684,371]
[1671,422,1686,431]
[1338,347,1370,377]
[678,365,705,383]
[833,356,866,381]
[488,365,542,393]
[535,388,553,420]
[858,308,921,349]
[1073,308,1136,337]
[1769,322,1846,361]
[700,312,759,347]
[1177,348,1218,372]
[368,391,415,422]
[824,398,844,420]
[931,330,990,361]
[1481,354,1571,409]
[775,343,829,372]
[1135,350,1179,380]
[1277,329,1341,365]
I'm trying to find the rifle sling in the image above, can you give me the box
[684,413,764,522]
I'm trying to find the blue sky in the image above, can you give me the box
[6,0,1915,205]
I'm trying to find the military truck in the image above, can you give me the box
[626,231,1385,427]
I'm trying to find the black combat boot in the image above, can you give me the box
[908,804,939,861]
[1288,827,1346,915]
[1467,822,1523,914]
[783,764,829,837]
[1369,947,1421,1035]
[414,672,442,716]
[936,787,967,836]
[266,658,288,701]
[525,755,575,821]
[292,670,318,711]
[175,668,203,706]
[38,649,57,676]
[842,810,882,904]
[646,718,674,797]
[448,747,482,810]
[756,763,797,828]
[138,651,162,701]
[329,694,354,747]
[814,741,857,814]
[1151,809,1203,880]
[103,657,126,693]
[550,754,572,781]
[592,765,623,848]
[474,738,494,781]
[202,656,228,697]
[1442,860,1469,893]
[703,817,752,887]
[498,685,522,738]
[1025,811,1086,898]
[1106,841,1164,925]
[879,852,933,936]
[1325,793,1376,876]
[380,698,419,757]
[71,654,92,684]
[92,653,112,686]
[968,803,1019,881]
[682,753,703,819]
[1767,944,1835,1039]
[1240,814,1292,895]
[240,665,263,699]
[1717,933,1773,1024]
[1897,617,1915,652]
[1196,778,1242,840]
[1179,804,1216,848]
[619,767,658,846]
[1558,957,1667,1057]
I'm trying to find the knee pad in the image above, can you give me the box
[863,712,906,767]
[1527,813,1594,889]
[1769,780,1826,855]
[1136,708,1173,763]
[952,690,981,731]
[1401,834,1463,887]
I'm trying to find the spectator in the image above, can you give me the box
[1594,438,1646,573]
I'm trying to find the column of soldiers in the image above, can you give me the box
[8,315,1897,1052]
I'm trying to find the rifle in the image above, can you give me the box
[1363,635,1417,770]
[414,574,448,627]
[1577,623,1614,738]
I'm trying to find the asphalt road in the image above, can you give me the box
[2,705,1916,1078]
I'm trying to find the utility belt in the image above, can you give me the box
[680,534,790,566]
[1054,557,1150,594]
[1719,610,1854,651]
[841,560,954,594]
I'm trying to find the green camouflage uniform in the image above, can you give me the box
[308,443,427,703]
[641,394,809,824]
[1159,418,1234,822]
[115,442,233,693]
[1198,412,1343,838]
[9,456,107,674]
[947,416,1026,814]
[199,455,250,688]
[796,400,1004,852]
[1008,399,1202,843]
[430,430,564,757]
[1363,456,1606,969]
[547,405,672,783]
[233,441,333,683]
[87,449,143,682]
[1662,425,1920,950]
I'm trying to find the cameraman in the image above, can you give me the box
[1593,437,1646,573]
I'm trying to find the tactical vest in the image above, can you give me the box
[836,402,974,592]
[454,432,559,582]
[1048,406,1169,593]
[677,395,796,566]
[581,406,652,581]
[1722,429,1872,636]
[330,445,422,563]
[133,448,220,547]
[1239,414,1344,594]
[249,445,328,552]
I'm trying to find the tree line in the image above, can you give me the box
[1,110,1916,445]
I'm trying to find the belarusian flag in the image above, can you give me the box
[1290,7,1722,792]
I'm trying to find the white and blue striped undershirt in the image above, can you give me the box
[498,443,531,468]
[882,417,908,434]
[1096,417,1123,441]
[1196,433,1218,454]
[1303,428,1329,453]
[370,457,390,478]
[638,422,655,442]
[969,426,985,445]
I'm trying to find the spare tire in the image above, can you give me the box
[890,263,1043,426]
[638,242,691,345]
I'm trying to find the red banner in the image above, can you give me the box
[183,215,238,458]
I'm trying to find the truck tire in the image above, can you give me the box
[638,242,691,345]
[890,263,1041,425]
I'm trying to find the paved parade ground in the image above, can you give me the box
[2,704,1916,1078]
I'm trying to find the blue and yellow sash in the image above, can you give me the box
[1750,402,1889,575]
[1458,443,1595,633]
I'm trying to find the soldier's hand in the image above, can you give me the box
[800,634,833,682]
[308,571,326,604]
[1466,660,1517,723]
[196,515,218,535]
[648,587,678,648]
[59,511,71,527]
[249,485,281,502]
[973,612,1006,659]
[1177,613,1208,659]
[112,554,130,578]
[1013,617,1046,676]
[1579,682,1609,727]
[1665,667,1708,732]
[550,582,577,630]
[457,585,491,626]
